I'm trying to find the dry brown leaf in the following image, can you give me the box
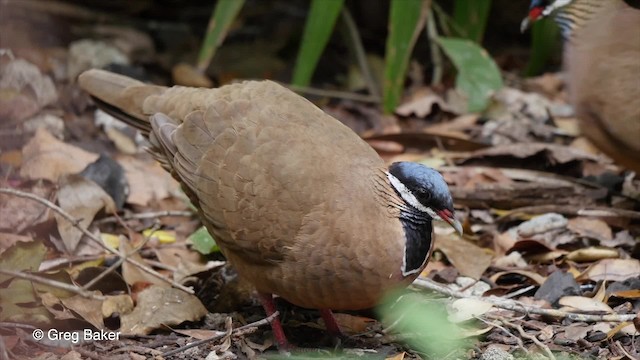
[119,285,207,335]
[0,181,53,233]
[563,323,591,341]
[117,155,179,206]
[581,259,640,282]
[436,234,493,280]
[61,294,105,329]
[567,217,613,242]
[120,238,168,288]
[55,174,116,253]
[396,90,452,117]
[20,128,98,182]
[386,352,406,360]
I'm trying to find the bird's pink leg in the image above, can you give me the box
[257,292,290,349]
[320,308,343,337]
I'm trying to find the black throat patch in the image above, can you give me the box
[398,211,433,276]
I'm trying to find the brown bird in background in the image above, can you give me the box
[523,0,640,172]
[78,69,462,349]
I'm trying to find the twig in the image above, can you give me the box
[413,278,637,322]
[511,323,556,360]
[95,210,193,224]
[476,317,528,354]
[0,322,37,330]
[340,8,381,99]
[161,311,279,357]
[0,269,106,300]
[0,188,194,294]
[284,83,380,103]
[81,256,125,291]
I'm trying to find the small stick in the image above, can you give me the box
[0,188,194,294]
[161,312,279,357]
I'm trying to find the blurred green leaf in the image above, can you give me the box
[452,0,492,43]
[436,36,503,112]
[383,0,430,114]
[526,18,561,76]
[196,0,245,72]
[377,290,467,357]
[292,0,345,86]
[189,226,219,255]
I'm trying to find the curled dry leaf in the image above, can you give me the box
[119,285,207,335]
[565,247,619,262]
[567,217,613,242]
[559,296,614,313]
[55,174,116,253]
[581,259,640,282]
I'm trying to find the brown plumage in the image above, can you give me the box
[78,69,461,347]
[525,0,640,172]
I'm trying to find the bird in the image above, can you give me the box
[78,69,462,349]
[522,0,640,172]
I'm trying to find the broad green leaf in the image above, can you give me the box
[383,0,430,114]
[292,0,345,86]
[452,0,492,43]
[188,226,219,255]
[526,18,561,76]
[196,0,245,72]
[436,37,503,112]
[377,290,468,357]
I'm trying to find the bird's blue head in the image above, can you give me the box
[387,162,462,235]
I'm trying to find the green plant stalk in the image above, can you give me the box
[525,18,560,76]
[383,0,431,114]
[292,0,345,86]
[196,0,245,73]
[452,0,492,43]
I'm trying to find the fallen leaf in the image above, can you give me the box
[119,285,207,335]
[567,217,613,242]
[55,174,116,253]
[436,234,493,280]
[61,295,105,329]
[172,328,224,340]
[565,247,619,262]
[101,294,134,317]
[327,313,376,334]
[0,233,32,256]
[116,155,179,206]
[559,296,614,313]
[0,181,54,233]
[20,128,98,182]
[448,298,494,323]
[581,259,640,282]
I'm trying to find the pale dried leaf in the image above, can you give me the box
[448,298,494,323]
[55,174,116,253]
[436,234,493,280]
[120,285,207,335]
[581,259,640,282]
[21,128,98,182]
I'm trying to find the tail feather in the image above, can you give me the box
[78,69,166,133]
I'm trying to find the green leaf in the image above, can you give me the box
[383,0,429,114]
[452,0,492,43]
[525,18,561,76]
[196,0,245,72]
[292,0,345,86]
[188,226,219,255]
[436,36,503,112]
[377,290,468,357]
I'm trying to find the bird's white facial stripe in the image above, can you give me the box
[387,172,442,220]
[544,0,571,16]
